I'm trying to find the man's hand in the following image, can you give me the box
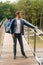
[12,34,15,38]
[34,26,38,32]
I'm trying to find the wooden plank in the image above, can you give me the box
[0,33,38,65]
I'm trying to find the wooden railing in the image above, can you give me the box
[0,18,7,49]
[24,25,43,65]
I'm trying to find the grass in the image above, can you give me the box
[28,36,43,49]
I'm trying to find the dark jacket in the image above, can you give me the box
[10,18,34,35]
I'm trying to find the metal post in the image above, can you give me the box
[28,28,29,44]
[34,30,36,56]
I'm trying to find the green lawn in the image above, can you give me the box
[40,36,43,39]
[29,36,43,49]
[26,36,43,48]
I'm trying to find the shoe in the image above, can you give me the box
[24,55,28,58]
[23,55,28,58]
[14,56,16,59]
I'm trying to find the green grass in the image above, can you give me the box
[29,36,43,49]
[40,36,43,39]
[26,36,43,48]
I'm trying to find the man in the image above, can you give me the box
[10,11,36,59]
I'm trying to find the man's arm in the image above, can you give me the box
[23,19,35,29]
[10,19,15,38]
[10,19,14,34]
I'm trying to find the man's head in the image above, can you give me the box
[15,11,22,19]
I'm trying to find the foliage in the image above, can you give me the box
[0,0,43,29]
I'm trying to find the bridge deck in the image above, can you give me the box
[0,33,38,65]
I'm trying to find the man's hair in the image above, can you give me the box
[15,11,21,16]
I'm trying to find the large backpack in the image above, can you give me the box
[4,19,11,33]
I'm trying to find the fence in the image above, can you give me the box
[0,18,7,55]
[24,25,43,65]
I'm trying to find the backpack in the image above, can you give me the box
[4,19,11,33]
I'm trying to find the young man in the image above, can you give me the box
[10,11,36,59]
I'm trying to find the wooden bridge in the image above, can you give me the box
[0,18,43,65]
[0,32,38,65]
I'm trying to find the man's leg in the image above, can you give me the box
[13,36,17,59]
[18,34,27,58]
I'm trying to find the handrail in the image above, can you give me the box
[0,18,7,28]
[24,27,36,55]
[24,25,43,65]
[0,18,8,56]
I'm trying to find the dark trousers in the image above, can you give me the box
[13,33,26,57]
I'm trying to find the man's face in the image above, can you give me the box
[18,13,22,18]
